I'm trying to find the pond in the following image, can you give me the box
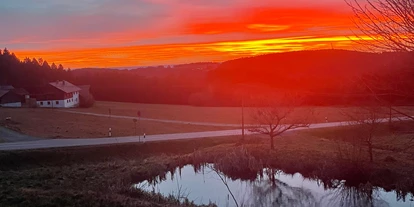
[136,164,414,207]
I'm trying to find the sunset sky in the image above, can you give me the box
[0,0,362,68]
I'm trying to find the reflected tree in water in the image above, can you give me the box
[243,169,318,207]
[323,181,390,207]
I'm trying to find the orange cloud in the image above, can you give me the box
[6,3,365,68]
[13,35,369,68]
[247,24,291,32]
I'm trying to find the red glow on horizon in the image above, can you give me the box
[5,4,365,68]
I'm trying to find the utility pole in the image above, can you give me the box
[137,110,141,141]
[241,94,245,143]
[133,119,137,137]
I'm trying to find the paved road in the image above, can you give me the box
[0,127,40,142]
[0,117,409,151]
[0,121,357,151]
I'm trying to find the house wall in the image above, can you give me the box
[63,91,80,108]
[37,99,65,108]
[1,102,21,108]
[36,91,80,108]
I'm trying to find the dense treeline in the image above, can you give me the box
[0,48,70,88]
[1,48,414,106]
[69,63,219,105]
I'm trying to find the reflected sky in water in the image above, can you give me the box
[136,164,414,207]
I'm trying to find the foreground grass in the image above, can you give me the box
[0,137,239,207]
[1,125,414,206]
[0,108,232,139]
[68,101,414,124]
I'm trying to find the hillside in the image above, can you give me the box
[75,62,219,79]
[207,50,414,104]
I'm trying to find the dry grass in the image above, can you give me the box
[67,101,414,124]
[0,108,232,139]
[303,121,414,154]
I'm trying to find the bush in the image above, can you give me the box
[80,95,95,108]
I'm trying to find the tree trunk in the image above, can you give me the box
[270,169,276,186]
[368,144,373,163]
[389,105,392,130]
[270,136,275,150]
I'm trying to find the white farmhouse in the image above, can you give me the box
[34,81,81,108]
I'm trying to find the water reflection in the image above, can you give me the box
[136,164,414,207]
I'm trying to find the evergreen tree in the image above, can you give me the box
[31,58,39,66]
[51,62,57,70]
[58,64,64,71]
[3,48,10,55]
[24,57,31,64]
[42,60,51,70]
[38,58,44,66]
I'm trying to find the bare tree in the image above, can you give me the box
[343,106,384,163]
[346,0,414,124]
[249,94,313,150]
[347,0,414,52]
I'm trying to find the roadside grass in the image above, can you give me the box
[0,108,233,139]
[1,125,414,206]
[303,121,414,154]
[67,101,414,124]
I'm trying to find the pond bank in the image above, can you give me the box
[1,131,413,206]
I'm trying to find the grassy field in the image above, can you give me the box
[68,101,414,124]
[0,108,233,139]
[1,123,413,206]
[2,102,414,140]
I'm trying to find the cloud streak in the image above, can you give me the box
[0,0,360,68]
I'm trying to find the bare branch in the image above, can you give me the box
[346,0,414,52]
[249,93,313,150]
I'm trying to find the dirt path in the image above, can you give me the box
[61,110,244,127]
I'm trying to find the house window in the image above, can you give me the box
[56,101,59,105]
[47,101,51,105]
[40,102,43,105]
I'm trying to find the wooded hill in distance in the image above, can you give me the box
[1,48,413,106]
[208,49,414,105]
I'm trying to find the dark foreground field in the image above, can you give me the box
[1,122,414,206]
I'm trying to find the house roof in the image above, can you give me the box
[0,90,8,98]
[0,88,29,99]
[49,81,81,93]
[10,88,29,96]
[0,85,14,90]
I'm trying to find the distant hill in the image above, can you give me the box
[209,49,414,92]
[75,62,219,79]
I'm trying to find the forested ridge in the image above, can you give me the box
[1,48,414,106]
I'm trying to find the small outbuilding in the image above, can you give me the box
[0,88,30,107]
